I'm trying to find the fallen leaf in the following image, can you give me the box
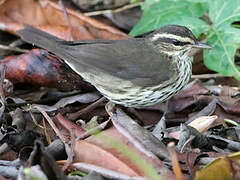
[0,49,93,91]
[0,0,128,40]
[74,127,175,179]
[195,152,240,180]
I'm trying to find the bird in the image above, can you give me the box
[18,24,212,108]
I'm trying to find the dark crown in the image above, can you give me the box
[148,24,197,42]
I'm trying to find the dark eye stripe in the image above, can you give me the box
[152,38,192,46]
[172,39,191,46]
[182,42,191,45]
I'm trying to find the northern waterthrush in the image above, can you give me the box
[18,25,211,107]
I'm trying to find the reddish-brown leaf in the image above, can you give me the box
[74,127,175,179]
[0,49,93,91]
[0,0,128,40]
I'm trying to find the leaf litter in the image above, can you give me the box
[1,0,240,180]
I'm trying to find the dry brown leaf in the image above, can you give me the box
[56,113,86,137]
[0,49,93,91]
[74,127,175,179]
[188,115,218,133]
[0,0,128,40]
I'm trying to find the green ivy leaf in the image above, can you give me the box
[170,17,210,37]
[129,0,208,36]
[130,0,240,80]
[204,0,240,79]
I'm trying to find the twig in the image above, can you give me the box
[62,128,75,171]
[192,73,227,79]
[6,90,82,107]
[32,105,66,142]
[67,96,106,120]
[84,2,143,16]
[167,142,184,180]
[0,44,29,53]
[0,65,6,105]
[9,39,26,47]
[58,0,74,40]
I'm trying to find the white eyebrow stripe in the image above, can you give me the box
[151,33,195,44]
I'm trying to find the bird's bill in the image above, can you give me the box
[192,41,212,49]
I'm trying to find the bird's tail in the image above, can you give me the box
[18,25,63,53]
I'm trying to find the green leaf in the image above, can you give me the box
[208,0,240,28]
[130,0,240,79]
[170,17,210,37]
[130,0,141,4]
[129,0,207,36]
[204,0,240,79]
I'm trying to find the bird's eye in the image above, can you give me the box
[172,39,182,46]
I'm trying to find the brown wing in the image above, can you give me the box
[57,39,177,86]
[18,25,177,87]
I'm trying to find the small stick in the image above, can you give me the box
[192,73,227,79]
[84,2,143,16]
[0,44,29,53]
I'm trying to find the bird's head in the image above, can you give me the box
[147,24,212,56]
